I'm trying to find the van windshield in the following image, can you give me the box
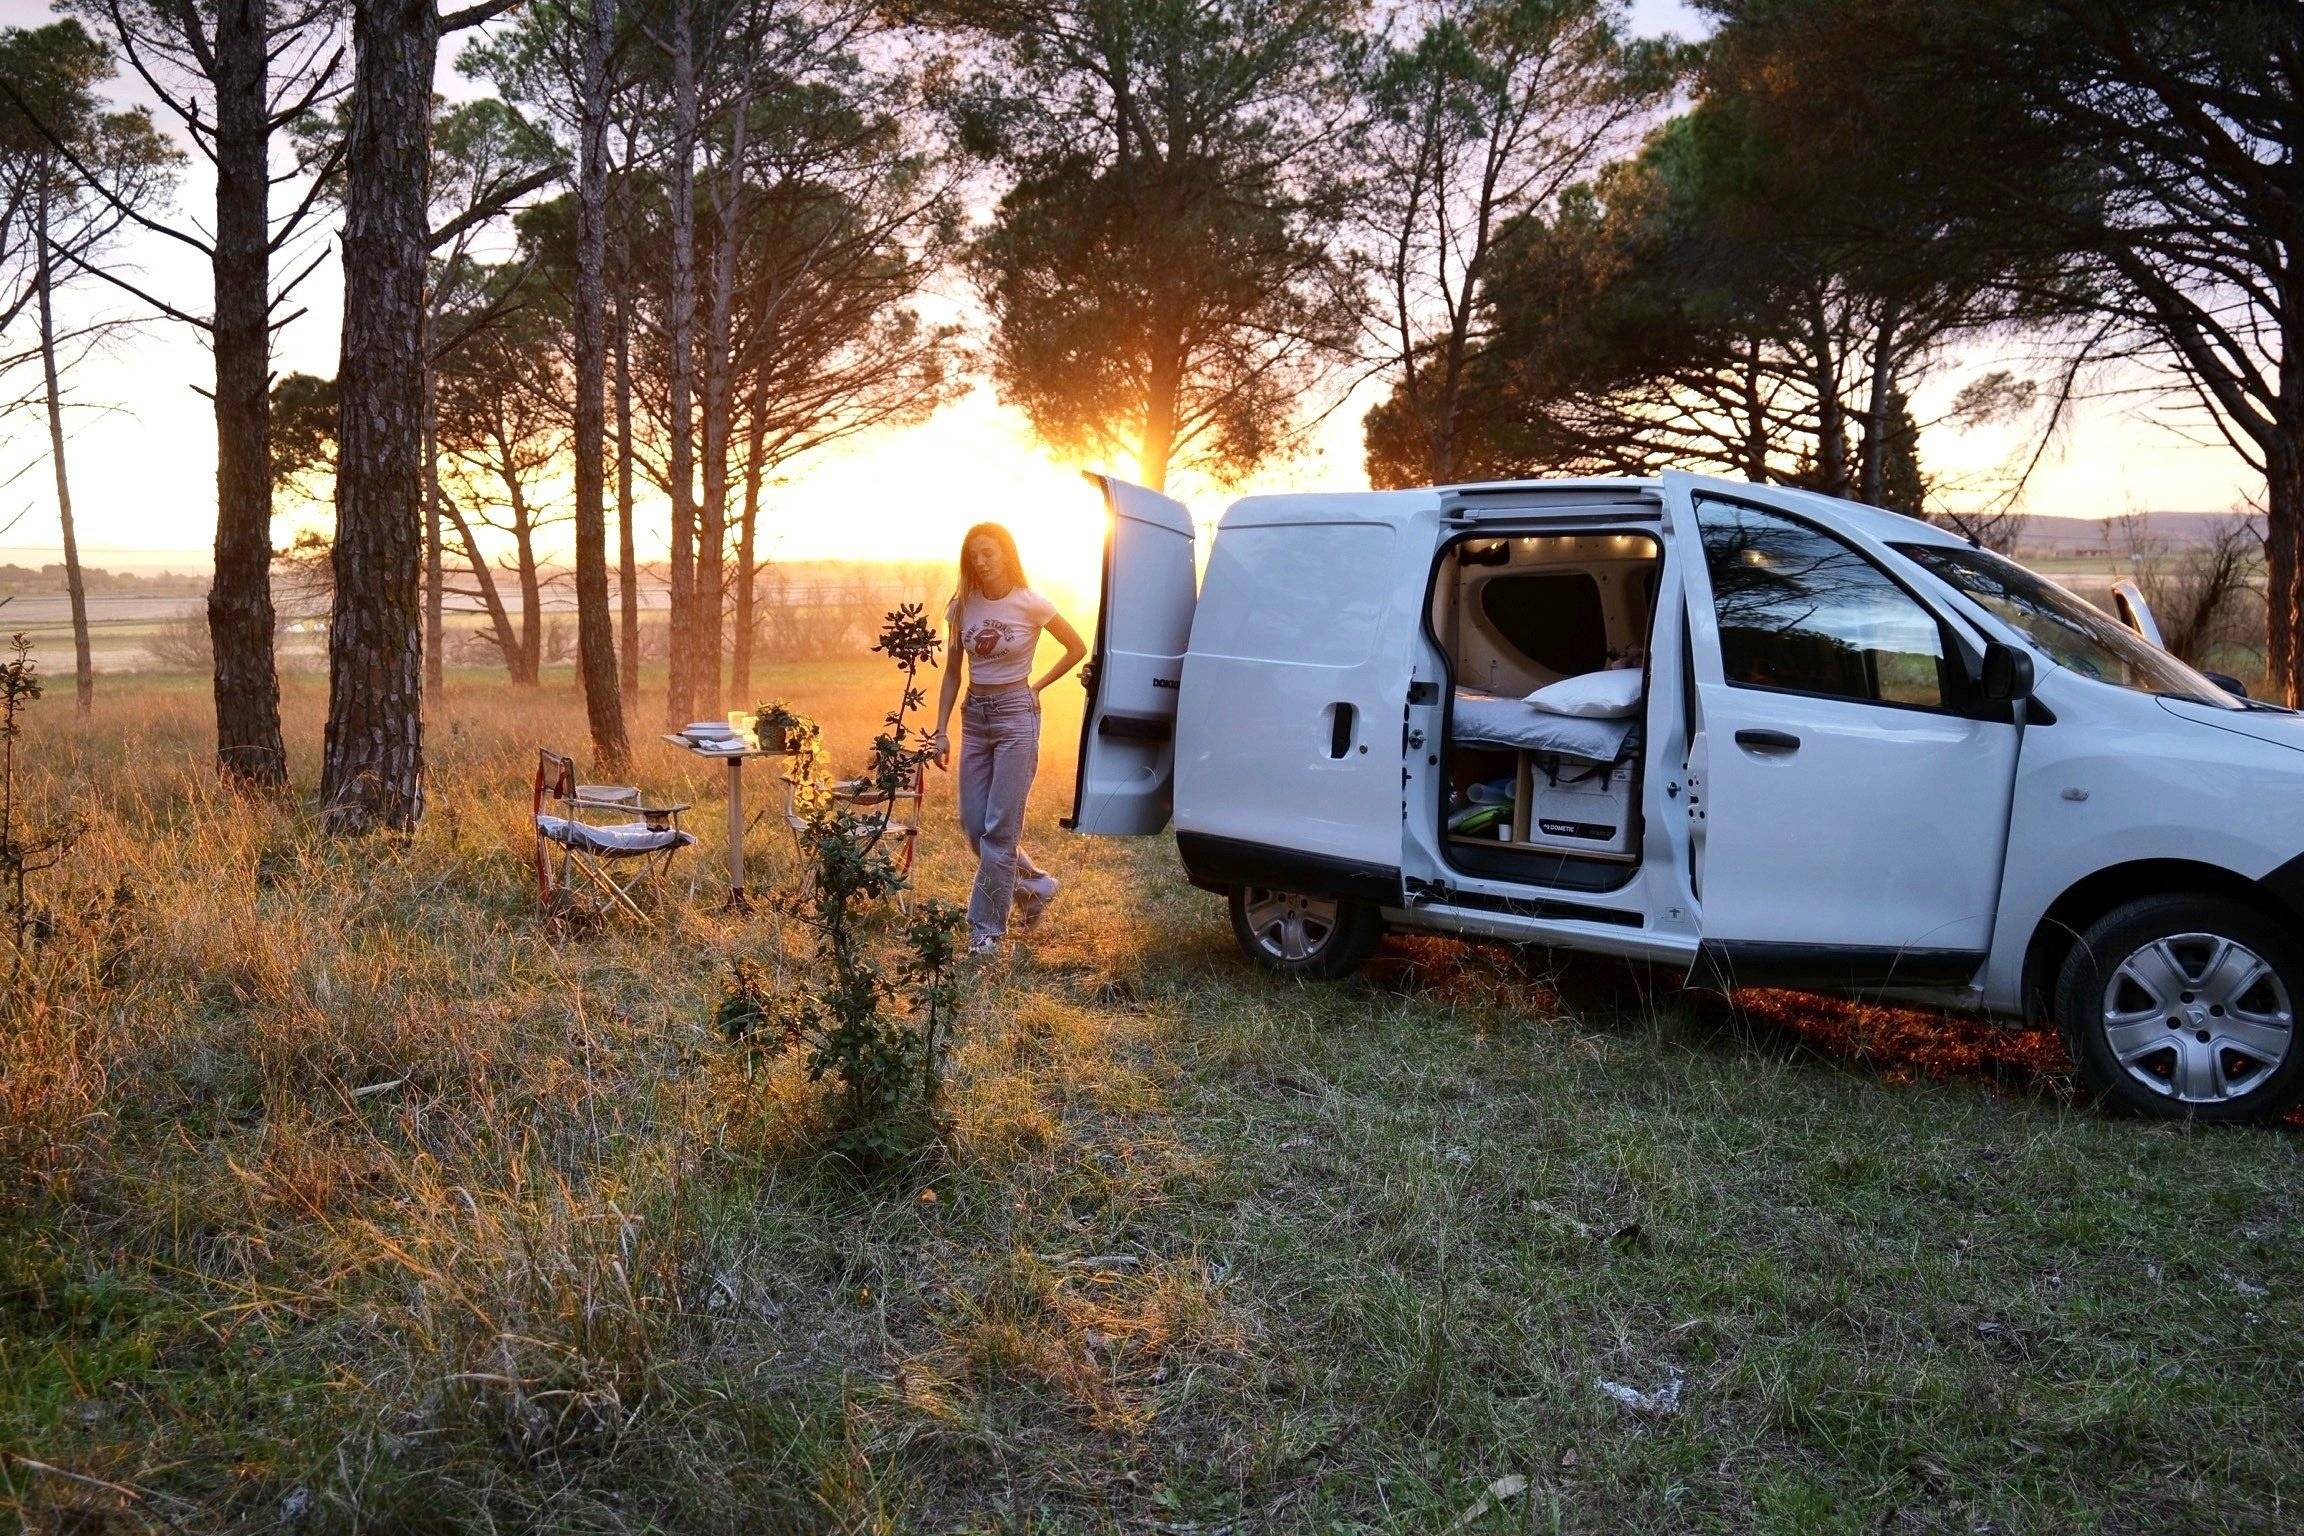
[1897,544,2241,710]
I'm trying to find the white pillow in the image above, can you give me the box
[1525,668,1643,719]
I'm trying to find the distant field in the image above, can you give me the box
[1,669,2298,1532]
[0,598,601,673]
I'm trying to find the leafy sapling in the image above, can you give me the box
[721,607,967,1165]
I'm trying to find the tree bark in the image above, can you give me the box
[423,366,445,698]
[614,285,640,699]
[209,0,287,788]
[2268,449,2302,708]
[321,0,435,832]
[662,0,700,726]
[571,0,630,774]
[34,186,91,714]
[2273,310,2304,707]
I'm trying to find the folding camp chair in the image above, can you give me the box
[533,749,696,921]
[782,762,928,912]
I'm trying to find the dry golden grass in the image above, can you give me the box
[0,661,1244,1531]
[4,662,2303,1533]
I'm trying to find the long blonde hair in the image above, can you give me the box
[954,522,1028,607]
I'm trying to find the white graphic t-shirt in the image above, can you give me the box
[951,585,1057,687]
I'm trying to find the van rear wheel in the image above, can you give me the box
[2055,894,2304,1123]
[1228,887,1381,980]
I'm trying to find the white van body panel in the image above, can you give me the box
[1973,668,2304,1013]
[1077,470,2304,1032]
[1174,494,1435,876]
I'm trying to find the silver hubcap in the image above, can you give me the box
[1242,889,1340,963]
[2102,932,2294,1104]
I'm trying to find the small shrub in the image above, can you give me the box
[719,606,967,1168]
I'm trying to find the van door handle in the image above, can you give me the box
[1734,729,1800,753]
[1329,703,1356,759]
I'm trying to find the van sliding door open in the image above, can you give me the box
[1065,475,1198,835]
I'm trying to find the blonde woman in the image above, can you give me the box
[928,522,1087,955]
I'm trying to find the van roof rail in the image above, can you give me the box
[1443,484,1658,500]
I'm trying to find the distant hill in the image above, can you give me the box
[2013,510,2258,559]
[0,563,209,598]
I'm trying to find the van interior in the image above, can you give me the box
[1429,530,1661,887]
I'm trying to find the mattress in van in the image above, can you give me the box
[1451,689,1634,763]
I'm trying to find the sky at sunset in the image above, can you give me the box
[0,0,2262,603]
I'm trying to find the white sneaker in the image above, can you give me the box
[1014,874,1059,930]
[969,935,1001,957]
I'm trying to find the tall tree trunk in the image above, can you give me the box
[663,0,699,726]
[694,78,751,721]
[443,495,519,671]
[1742,336,1768,482]
[2268,449,2302,708]
[1139,326,1183,492]
[34,188,91,714]
[571,0,630,773]
[1858,301,1900,508]
[322,0,435,832]
[210,0,287,787]
[731,393,766,700]
[1799,283,1848,495]
[614,286,640,699]
[423,367,445,698]
[2272,328,2304,708]
[509,480,542,687]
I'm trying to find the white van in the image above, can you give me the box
[1064,470,2304,1123]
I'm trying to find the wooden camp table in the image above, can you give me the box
[658,728,781,910]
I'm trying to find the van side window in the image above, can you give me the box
[1478,572,1607,676]
[1696,500,1951,709]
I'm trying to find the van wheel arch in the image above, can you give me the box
[2024,859,2300,1024]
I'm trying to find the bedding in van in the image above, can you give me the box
[1452,687,1635,762]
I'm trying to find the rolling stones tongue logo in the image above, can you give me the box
[968,621,1023,659]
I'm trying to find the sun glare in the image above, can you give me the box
[759,393,1112,619]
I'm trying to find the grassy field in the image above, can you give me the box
[2,660,2301,1533]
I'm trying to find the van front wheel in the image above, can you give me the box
[1228,887,1381,980]
[2056,894,2304,1122]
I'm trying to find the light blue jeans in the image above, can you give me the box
[958,686,1052,943]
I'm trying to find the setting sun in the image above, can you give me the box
[757,393,1113,619]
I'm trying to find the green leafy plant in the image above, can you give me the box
[749,701,820,760]
[722,606,966,1166]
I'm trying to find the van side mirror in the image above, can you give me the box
[2206,669,2249,699]
[1980,641,2034,704]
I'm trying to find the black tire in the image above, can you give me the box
[2054,893,2304,1123]
[1226,886,1383,980]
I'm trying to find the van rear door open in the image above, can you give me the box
[1065,475,1198,835]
